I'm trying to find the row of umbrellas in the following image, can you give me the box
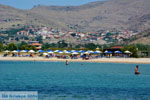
[3,50,132,54]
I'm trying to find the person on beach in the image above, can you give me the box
[66,60,69,65]
[135,65,140,75]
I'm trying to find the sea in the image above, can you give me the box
[0,61,150,100]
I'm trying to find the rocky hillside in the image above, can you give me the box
[0,0,150,32]
[30,0,150,32]
[129,29,150,45]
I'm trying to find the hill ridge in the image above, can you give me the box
[0,0,149,32]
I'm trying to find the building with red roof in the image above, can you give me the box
[29,41,42,50]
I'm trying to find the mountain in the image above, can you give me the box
[30,0,150,32]
[0,0,150,32]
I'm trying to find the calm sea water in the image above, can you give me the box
[0,61,150,100]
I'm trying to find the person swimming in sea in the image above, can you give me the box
[135,65,140,75]
[66,60,69,65]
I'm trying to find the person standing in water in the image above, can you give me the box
[135,65,140,75]
[66,60,69,65]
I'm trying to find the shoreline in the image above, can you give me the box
[0,57,150,64]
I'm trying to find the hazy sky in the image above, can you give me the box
[0,0,105,9]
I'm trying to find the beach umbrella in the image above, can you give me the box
[54,50,59,53]
[104,51,112,54]
[63,50,67,52]
[64,50,71,54]
[93,51,102,54]
[28,50,35,53]
[47,50,53,52]
[58,50,63,54]
[43,53,48,55]
[4,50,10,53]
[25,50,29,52]
[20,50,27,53]
[95,50,102,53]
[66,51,71,53]
[71,50,79,53]
[71,50,75,52]
[47,51,54,54]
[75,50,79,53]
[38,50,45,53]
[12,50,18,53]
[96,47,100,50]
[63,50,69,53]
[93,51,98,54]
[88,50,94,53]
[86,50,93,54]
[72,52,79,55]
[115,51,122,54]
[124,51,131,54]
[16,50,21,52]
[79,50,85,53]
[78,50,82,53]
[84,52,89,54]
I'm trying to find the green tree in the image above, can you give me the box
[1,28,25,36]
[135,44,150,51]
[42,43,51,50]
[57,40,68,48]
[0,43,3,52]
[84,43,97,50]
[19,45,27,50]
[36,36,43,43]
[6,43,17,51]
[18,41,28,50]
[75,44,81,49]
[26,45,36,50]
[122,45,138,57]
[19,44,36,50]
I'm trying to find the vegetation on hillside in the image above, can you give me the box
[123,29,150,44]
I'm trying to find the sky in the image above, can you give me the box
[0,0,105,9]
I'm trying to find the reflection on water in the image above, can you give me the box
[0,61,150,100]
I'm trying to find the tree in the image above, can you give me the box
[2,28,25,36]
[6,43,17,51]
[42,43,51,50]
[0,43,3,52]
[19,45,27,50]
[18,41,28,49]
[26,45,36,50]
[135,44,150,51]
[122,45,138,57]
[36,36,43,43]
[75,44,81,49]
[57,40,68,48]
[19,44,36,50]
[84,43,97,50]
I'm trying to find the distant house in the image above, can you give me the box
[29,41,42,50]
[111,46,123,49]
[17,31,29,36]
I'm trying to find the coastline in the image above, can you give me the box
[0,57,150,64]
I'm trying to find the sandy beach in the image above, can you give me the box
[0,57,150,64]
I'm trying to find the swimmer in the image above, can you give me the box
[135,65,140,75]
[66,60,69,65]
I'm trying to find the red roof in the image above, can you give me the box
[111,46,123,49]
[31,43,42,46]
[20,31,27,32]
